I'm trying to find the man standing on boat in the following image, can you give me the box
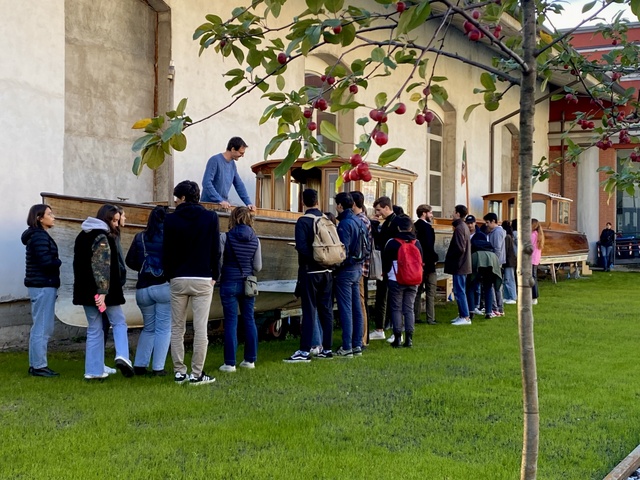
[164,180,219,385]
[285,189,335,363]
[201,137,256,211]
[414,204,438,325]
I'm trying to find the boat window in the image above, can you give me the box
[289,181,300,212]
[551,200,558,223]
[382,180,394,200]
[274,175,286,210]
[532,201,546,222]
[507,199,515,222]
[427,114,443,218]
[488,200,502,220]
[559,201,570,224]
[397,182,410,215]
[260,174,272,209]
[362,179,378,214]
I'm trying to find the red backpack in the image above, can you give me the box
[393,239,423,286]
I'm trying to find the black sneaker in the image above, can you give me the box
[174,372,189,384]
[189,372,216,386]
[29,367,59,377]
[134,366,150,376]
[352,347,363,357]
[152,369,168,377]
[317,350,334,359]
[115,356,135,378]
[283,350,311,363]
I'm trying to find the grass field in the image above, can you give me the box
[1,271,639,479]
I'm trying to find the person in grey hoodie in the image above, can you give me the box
[73,205,134,380]
[483,212,506,315]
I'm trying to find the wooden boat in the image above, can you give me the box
[42,158,456,332]
[482,192,591,281]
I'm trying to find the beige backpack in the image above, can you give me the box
[304,214,346,267]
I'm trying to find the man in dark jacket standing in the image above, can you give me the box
[444,204,472,325]
[164,180,219,386]
[599,222,615,271]
[414,204,438,325]
[334,192,365,357]
[285,189,334,363]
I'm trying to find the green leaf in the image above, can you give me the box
[205,14,222,25]
[175,98,188,117]
[378,148,405,166]
[161,119,184,143]
[406,82,423,92]
[262,92,287,102]
[356,117,370,126]
[480,73,496,91]
[463,103,481,122]
[406,1,431,33]
[582,0,596,13]
[306,0,323,14]
[371,47,386,63]
[351,59,366,75]
[132,156,143,176]
[259,104,279,125]
[430,85,448,106]
[374,92,388,109]
[431,76,448,82]
[276,75,285,91]
[418,61,427,79]
[302,155,339,169]
[132,134,155,152]
[170,133,187,152]
[410,92,422,102]
[325,0,344,14]
[232,45,245,65]
[143,144,165,170]
[396,7,414,34]
[330,101,365,112]
[320,121,343,144]
[263,133,289,159]
[632,0,640,18]
[274,141,302,177]
[225,75,244,90]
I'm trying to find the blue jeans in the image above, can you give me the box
[452,274,469,318]
[28,287,57,369]
[311,312,323,347]
[600,245,614,269]
[335,267,364,350]
[84,305,129,376]
[388,281,418,334]
[502,267,516,301]
[220,280,257,365]
[134,283,171,371]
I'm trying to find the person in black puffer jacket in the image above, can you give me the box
[73,204,134,380]
[126,206,170,376]
[21,204,62,377]
[218,207,262,372]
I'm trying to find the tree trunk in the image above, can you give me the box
[518,0,540,479]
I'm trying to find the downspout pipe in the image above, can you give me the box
[489,81,579,192]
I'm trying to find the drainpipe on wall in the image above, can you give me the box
[489,81,579,192]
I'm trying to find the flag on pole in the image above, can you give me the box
[461,142,467,186]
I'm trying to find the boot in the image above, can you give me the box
[403,332,413,348]
[391,331,402,348]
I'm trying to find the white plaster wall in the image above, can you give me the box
[577,146,601,263]
[0,1,65,301]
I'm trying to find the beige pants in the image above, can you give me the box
[170,278,214,377]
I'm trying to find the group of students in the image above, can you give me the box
[22,180,261,385]
[445,204,545,326]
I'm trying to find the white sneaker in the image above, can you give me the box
[369,330,386,340]
[84,372,109,380]
[114,356,134,378]
[219,364,236,372]
[532,299,538,305]
[452,317,472,326]
[451,317,461,324]
[309,346,322,356]
[504,299,517,305]
[103,365,117,375]
[239,360,255,369]
[472,308,484,316]
[386,334,404,343]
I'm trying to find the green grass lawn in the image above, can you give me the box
[1,271,639,479]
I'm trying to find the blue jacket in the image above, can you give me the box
[201,153,252,205]
[126,230,168,289]
[221,225,261,283]
[337,208,364,269]
[21,227,61,289]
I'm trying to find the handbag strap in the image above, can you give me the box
[141,233,148,259]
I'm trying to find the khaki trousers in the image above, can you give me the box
[170,278,213,377]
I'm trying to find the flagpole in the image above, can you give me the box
[464,141,470,208]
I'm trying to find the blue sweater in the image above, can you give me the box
[201,153,252,205]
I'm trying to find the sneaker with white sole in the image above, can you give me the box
[352,346,363,357]
[485,312,497,319]
[386,334,404,344]
[472,308,484,316]
[189,372,216,386]
[309,346,322,356]
[452,317,472,326]
[239,361,255,369]
[369,330,386,341]
[284,350,311,363]
[335,347,354,358]
[504,299,517,305]
[219,364,236,373]
[84,372,109,380]
[317,350,333,359]
[103,365,117,375]
[532,299,538,305]
[115,356,134,378]
[493,310,505,317]
[451,317,462,324]
[174,372,190,384]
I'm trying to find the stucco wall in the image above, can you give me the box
[64,0,156,202]
[0,1,65,303]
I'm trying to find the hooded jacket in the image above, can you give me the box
[444,218,472,275]
[163,202,220,280]
[220,224,262,283]
[21,227,61,288]
[73,217,125,306]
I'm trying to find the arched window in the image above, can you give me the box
[427,113,443,217]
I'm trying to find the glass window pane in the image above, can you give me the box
[274,175,286,210]
[362,180,378,216]
[382,180,394,200]
[261,175,272,209]
[289,181,300,212]
[429,175,441,208]
[397,183,410,214]
[428,115,442,136]
[532,201,546,222]
[488,200,502,220]
[429,140,442,172]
